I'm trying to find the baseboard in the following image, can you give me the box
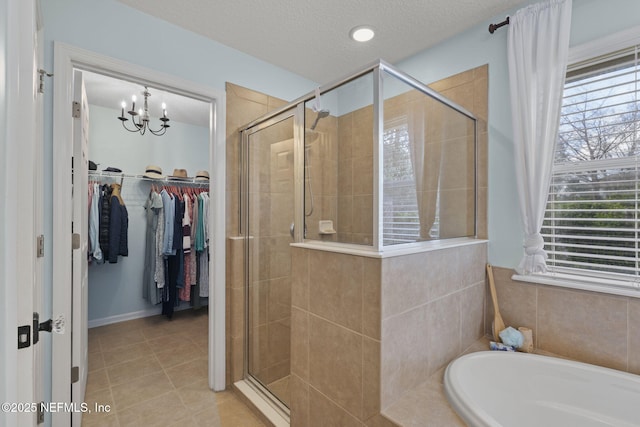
[88,308,159,328]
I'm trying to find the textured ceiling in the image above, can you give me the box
[87,0,529,128]
[117,0,528,83]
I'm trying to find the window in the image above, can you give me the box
[543,45,640,283]
[382,119,422,245]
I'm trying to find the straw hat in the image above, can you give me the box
[169,168,191,180]
[195,170,210,181]
[143,165,165,179]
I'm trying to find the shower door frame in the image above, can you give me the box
[240,104,304,416]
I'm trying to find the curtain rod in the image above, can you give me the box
[489,17,510,34]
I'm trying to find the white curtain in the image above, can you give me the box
[508,0,572,275]
[408,100,441,240]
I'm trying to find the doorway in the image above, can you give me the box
[51,43,226,426]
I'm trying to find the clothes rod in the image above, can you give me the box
[488,17,509,34]
[88,170,210,186]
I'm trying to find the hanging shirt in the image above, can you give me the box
[154,198,165,289]
[98,185,112,261]
[195,194,206,252]
[183,193,192,254]
[143,191,163,304]
[161,189,175,256]
[108,194,129,263]
[89,182,103,262]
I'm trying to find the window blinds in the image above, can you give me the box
[543,44,640,282]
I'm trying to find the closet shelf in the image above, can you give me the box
[89,170,210,186]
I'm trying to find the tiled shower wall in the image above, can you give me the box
[289,242,487,425]
[380,243,487,409]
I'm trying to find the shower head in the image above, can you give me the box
[310,109,330,130]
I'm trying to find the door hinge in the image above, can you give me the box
[72,101,80,118]
[37,401,44,424]
[38,69,53,94]
[37,234,44,258]
[72,233,81,250]
[71,366,79,384]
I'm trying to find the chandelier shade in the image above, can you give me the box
[118,86,170,136]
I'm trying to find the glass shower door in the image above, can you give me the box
[243,113,295,409]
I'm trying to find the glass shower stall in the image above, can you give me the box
[239,59,477,415]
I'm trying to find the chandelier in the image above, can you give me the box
[118,86,170,136]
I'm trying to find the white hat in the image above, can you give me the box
[143,165,165,179]
[195,170,210,181]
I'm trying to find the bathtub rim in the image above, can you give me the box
[444,350,640,427]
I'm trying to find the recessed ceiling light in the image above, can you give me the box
[350,26,375,42]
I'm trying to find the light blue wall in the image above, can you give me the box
[396,0,640,268]
[87,104,208,322]
[40,1,316,424]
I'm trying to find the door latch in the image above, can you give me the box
[32,312,65,345]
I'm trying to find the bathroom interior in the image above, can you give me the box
[20,0,640,426]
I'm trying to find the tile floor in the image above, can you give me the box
[83,309,265,427]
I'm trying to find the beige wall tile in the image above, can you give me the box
[352,155,373,196]
[267,276,291,323]
[426,294,461,375]
[338,196,353,234]
[381,248,462,319]
[460,282,485,351]
[352,106,374,159]
[309,251,363,332]
[381,306,429,408]
[231,286,245,338]
[291,307,309,381]
[290,374,310,427]
[231,335,244,383]
[458,243,487,288]
[291,247,309,310]
[381,255,428,318]
[267,319,291,367]
[352,195,373,236]
[309,316,363,419]
[363,257,382,340]
[428,68,475,93]
[629,298,640,374]
[537,286,628,370]
[338,114,353,160]
[363,337,381,420]
[309,386,363,427]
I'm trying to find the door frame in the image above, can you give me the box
[51,43,226,424]
[1,0,42,426]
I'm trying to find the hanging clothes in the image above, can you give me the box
[179,193,192,302]
[88,182,103,263]
[143,190,163,305]
[98,184,112,261]
[161,189,175,256]
[108,183,129,263]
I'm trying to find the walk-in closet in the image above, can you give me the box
[78,69,215,421]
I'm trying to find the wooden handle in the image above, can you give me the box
[486,264,500,316]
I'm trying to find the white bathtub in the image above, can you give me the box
[444,351,640,427]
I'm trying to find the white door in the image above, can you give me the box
[71,69,90,426]
[1,0,44,426]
